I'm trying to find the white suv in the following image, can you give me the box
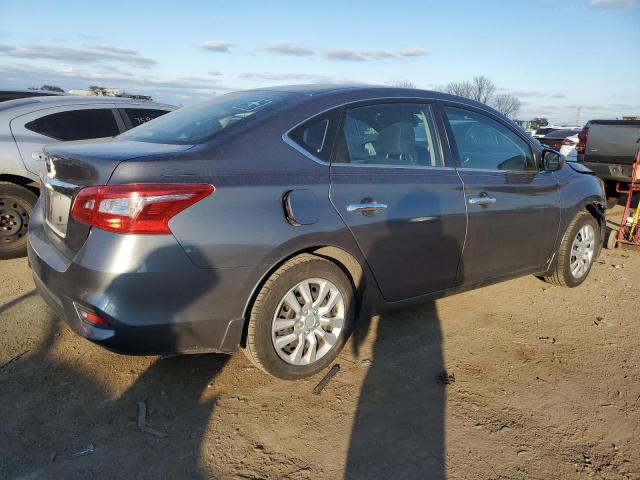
[0,95,175,258]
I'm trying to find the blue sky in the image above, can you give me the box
[1,0,638,123]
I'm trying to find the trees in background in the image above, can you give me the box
[391,80,418,89]
[491,93,522,118]
[443,75,521,118]
[40,85,64,93]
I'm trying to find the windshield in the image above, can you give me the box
[118,91,290,145]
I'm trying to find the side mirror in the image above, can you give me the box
[542,149,564,171]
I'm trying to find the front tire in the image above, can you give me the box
[0,182,37,260]
[544,211,599,287]
[243,254,354,380]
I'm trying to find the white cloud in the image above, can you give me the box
[590,0,637,7]
[398,47,430,57]
[0,63,236,103]
[324,47,430,61]
[0,43,156,68]
[199,40,233,53]
[264,43,314,56]
[324,49,366,61]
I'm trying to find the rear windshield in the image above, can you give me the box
[545,129,580,138]
[118,91,290,145]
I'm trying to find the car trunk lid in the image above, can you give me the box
[41,139,193,256]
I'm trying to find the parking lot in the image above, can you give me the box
[0,205,637,480]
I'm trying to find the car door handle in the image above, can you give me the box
[346,202,388,216]
[469,196,497,206]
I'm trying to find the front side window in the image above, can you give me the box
[444,107,536,171]
[118,91,290,145]
[334,103,442,167]
[25,108,120,141]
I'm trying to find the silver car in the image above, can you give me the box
[0,95,175,258]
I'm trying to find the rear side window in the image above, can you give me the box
[25,108,120,141]
[444,107,536,172]
[124,108,169,128]
[288,116,335,162]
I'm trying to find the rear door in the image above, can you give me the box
[10,104,120,177]
[442,105,560,284]
[329,101,467,301]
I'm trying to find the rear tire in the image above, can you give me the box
[544,211,599,287]
[0,182,37,260]
[242,254,355,380]
[605,182,619,209]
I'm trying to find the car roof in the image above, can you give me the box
[246,83,498,112]
[0,95,176,118]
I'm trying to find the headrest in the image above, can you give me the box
[376,121,416,156]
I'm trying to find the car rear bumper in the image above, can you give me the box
[580,161,633,183]
[27,199,258,355]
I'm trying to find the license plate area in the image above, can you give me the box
[44,182,73,238]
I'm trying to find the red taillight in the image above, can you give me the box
[562,138,576,146]
[576,126,588,154]
[71,183,214,234]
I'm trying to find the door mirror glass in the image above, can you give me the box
[542,149,564,171]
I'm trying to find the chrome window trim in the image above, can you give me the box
[332,163,456,171]
[455,167,539,174]
[282,131,329,166]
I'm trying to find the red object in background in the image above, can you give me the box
[576,126,589,154]
[611,149,640,248]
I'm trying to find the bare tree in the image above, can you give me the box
[470,75,496,104]
[491,93,522,118]
[40,84,64,93]
[391,80,417,89]
[444,80,473,98]
[442,75,522,118]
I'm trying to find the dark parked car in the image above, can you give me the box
[538,128,581,150]
[28,85,606,379]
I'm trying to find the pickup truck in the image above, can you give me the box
[577,119,640,208]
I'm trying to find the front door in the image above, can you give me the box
[442,105,561,285]
[329,101,467,301]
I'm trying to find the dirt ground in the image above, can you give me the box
[1,205,639,480]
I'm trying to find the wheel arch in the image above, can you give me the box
[0,174,41,196]
[239,245,367,348]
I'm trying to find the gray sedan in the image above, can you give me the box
[28,85,606,379]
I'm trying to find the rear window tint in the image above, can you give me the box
[118,91,290,145]
[545,129,580,138]
[25,108,120,141]
[289,118,330,160]
[124,108,169,127]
